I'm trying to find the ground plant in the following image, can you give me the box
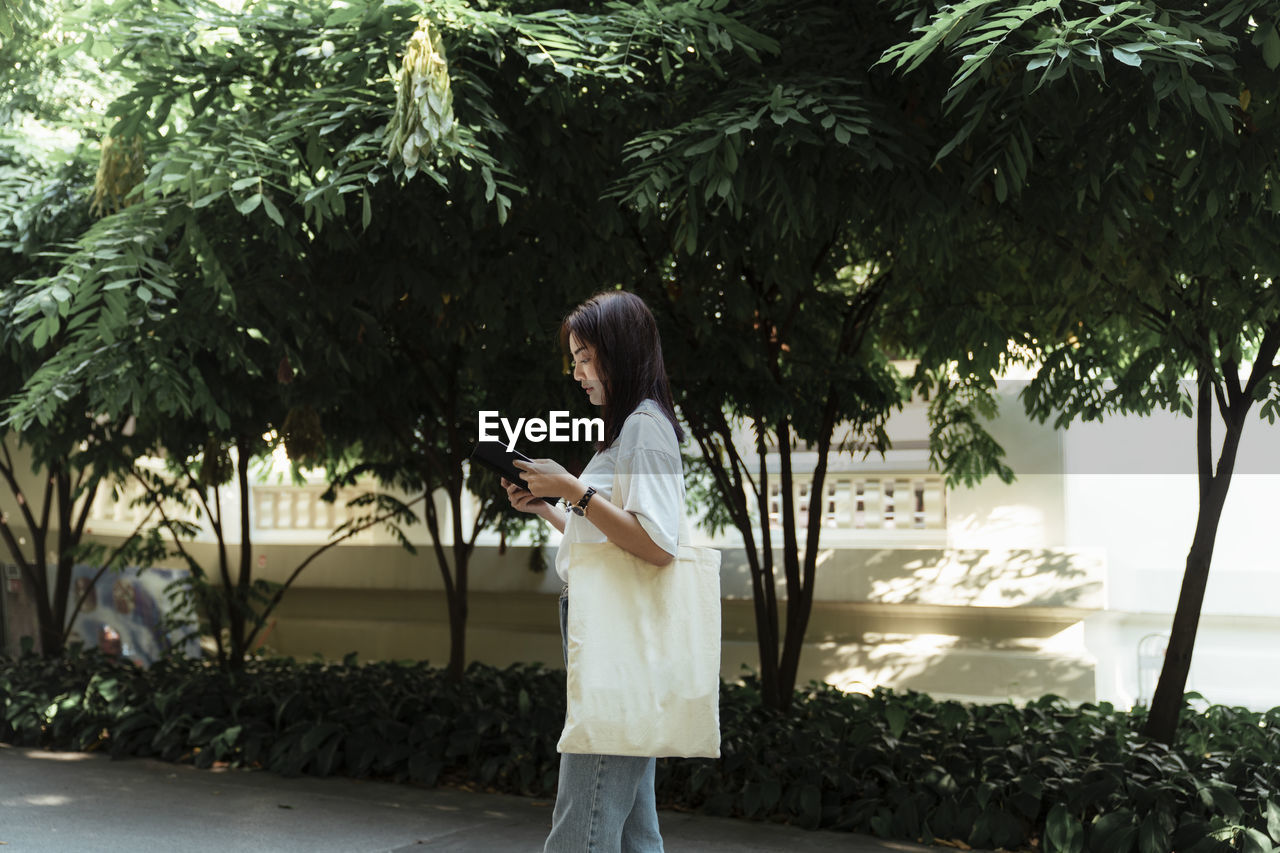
[2,649,1278,852]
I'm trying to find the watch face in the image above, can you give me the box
[569,505,585,516]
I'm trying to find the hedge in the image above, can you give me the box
[3,647,1279,852]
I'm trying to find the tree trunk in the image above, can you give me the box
[228,441,253,671]
[751,419,782,710]
[445,480,470,682]
[446,578,468,682]
[1142,375,1245,744]
[36,599,62,657]
[773,418,805,712]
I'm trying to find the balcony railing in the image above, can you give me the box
[768,473,946,531]
[83,470,945,546]
[83,477,374,544]
[253,483,345,532]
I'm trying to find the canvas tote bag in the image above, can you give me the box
[557,514,722,758]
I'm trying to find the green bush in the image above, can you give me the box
[3,648,1279,852]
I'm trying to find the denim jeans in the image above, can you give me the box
[544,585,663,853]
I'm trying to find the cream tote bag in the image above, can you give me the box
[557,518,722,758]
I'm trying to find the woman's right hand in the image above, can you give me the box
[502,477,547,514]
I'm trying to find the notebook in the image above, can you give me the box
[470,441,559,505]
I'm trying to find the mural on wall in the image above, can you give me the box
[66,565,202,665]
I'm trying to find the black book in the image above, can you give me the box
[469,441,559,505]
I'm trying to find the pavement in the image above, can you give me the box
[0,742,948,852]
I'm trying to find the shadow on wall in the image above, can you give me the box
[718,545,1105,610]
[807,632,1096,703]
[716,545,1104,703]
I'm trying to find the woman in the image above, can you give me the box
[503,289,685,853]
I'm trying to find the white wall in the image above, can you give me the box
[959,386,1280,711]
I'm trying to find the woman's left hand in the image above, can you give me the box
[511,458,581,501]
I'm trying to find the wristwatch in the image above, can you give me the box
[567,486,597,517]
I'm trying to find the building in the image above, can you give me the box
[2,383,1278,710]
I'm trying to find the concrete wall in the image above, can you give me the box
[255,546,1102,705]
[6,385,1279,711]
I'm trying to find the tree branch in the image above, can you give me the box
[131,466,203,575]
[72,476,102,547]
[1196,369,1213,503]
[60,503,159,647]
[242,492,428,651]
[178,458,220,538]
[0,438,40,535]
[38,466,56,553]
[1213,377,1229,429]
[0,514,35,584]
[1242,320,1280,404]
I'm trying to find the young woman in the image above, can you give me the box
[503,289,685,853]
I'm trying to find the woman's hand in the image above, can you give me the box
[501,477,548,514]
[511,458,582,502]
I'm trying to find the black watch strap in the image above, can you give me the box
[568,486,597,516]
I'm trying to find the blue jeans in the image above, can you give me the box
[544,586,663,853]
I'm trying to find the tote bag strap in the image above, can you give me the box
[606,471,692,548]
[611,404,691,548]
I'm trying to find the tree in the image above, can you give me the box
[0,61,169,657]
[608,0,1016,711]
[3,0,774,673]
[291,0,778,680]
[883,0,1280,743]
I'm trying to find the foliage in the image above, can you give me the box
[608,0,1017,713]
[3,0,776,433]
[4,650,1280,851]
[882,0,1280,745]
[0,0,780,677]
[0,0,120,128]
[0,50,163,657]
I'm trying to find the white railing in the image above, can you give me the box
[253,483,346,532]
[768,473,946,531]
[83,478,374,543]
[82,470,946,545]
[86,485,153,530]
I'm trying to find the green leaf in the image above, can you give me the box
[1112,47,1142,67]
[885,704,907,738]
[1263,25,1280,70]
[261,196,285,227]
[1091,811,1137,851]
[1046,804,1084,853]
[1244,828,1277,853]
[192,191,225,209]
[799,783,820,823]
[1138,812,1170,853]
[325,3,365,26]
[236,193,263,215]
[300,721,343,754]
[1267,800,1280,842]
[361,188,371,230]
[684,135,722,156]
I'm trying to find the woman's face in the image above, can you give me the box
[569,333,605,406]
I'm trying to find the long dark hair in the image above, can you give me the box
[560,290,684,450]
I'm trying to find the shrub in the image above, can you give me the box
[3,649,1279,852]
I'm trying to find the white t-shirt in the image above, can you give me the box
[554,398,684,583]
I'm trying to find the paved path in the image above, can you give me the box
[0,743,947,852]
